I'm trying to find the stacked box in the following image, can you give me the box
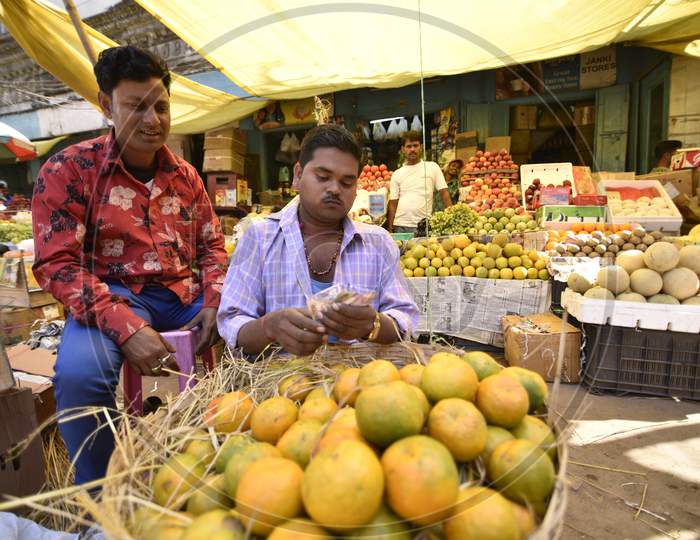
[203,126,247,174]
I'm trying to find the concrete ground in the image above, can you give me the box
[133,367,700,539]
[552,384,700,540]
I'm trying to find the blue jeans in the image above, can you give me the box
[54,281,203,485]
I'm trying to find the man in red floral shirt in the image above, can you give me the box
[31,46,227,484]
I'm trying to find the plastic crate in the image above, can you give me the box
[581,323,700,400]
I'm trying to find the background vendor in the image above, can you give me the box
[650,139,682,173]
[434,158,463,212]
[386,131,452,234]
[218,125,418,356]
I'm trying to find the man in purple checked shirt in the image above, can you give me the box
[218,124,418,356]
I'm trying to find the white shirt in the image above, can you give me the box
[389,161,447,227]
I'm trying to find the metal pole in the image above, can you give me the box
[62,0,98,65]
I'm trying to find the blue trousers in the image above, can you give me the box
[54,281,203,485]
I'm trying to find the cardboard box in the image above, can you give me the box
[456,146,478,162]
[1,303,63,346]
[7,344,56,426]
[510,153,529,166]
[538,109,572,129]
[204,125,246,143]
[206,172,241,204]
[502,313,581,383]
[485,136,511,154]
[671,148,700,170]
[637,169,694,198]
[511,105,537,130]
[510,130,530,154]
[0,386,46,499]
[574,104,595,126]
[204,148,236,159]
[202,153,245,174]
[0,256,55,309]
[536,205,607,229]
[203,136,247,155]
[592,171,636,181]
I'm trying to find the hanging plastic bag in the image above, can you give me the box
[280,133,292,152]
[288,133,301,152]
[397,117,409,136]
[373,122,387,142]
[410,115,422,132]
[386,119,400,140]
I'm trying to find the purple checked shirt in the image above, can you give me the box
[217,198,419,347]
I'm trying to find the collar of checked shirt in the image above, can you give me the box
[98,128,185,189]
[268,197,367,299]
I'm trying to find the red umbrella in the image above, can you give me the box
[0,121,37,162]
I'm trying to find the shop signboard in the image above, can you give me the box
[580,46,617,90]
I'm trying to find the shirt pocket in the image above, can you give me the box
[174,218,196,264]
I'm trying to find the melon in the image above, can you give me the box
[583,286,614,300]
[679,245,700,274]
[596,265,629,294]
[662,267,700,300]
[682,296,700,305]
[648,294,680,305]
[630,268,663,296]
[616,292,646,302]
[615,249,645,274]
[567,272,594,294]
[643,242,680,273]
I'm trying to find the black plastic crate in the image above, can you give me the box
[581,323,700,401]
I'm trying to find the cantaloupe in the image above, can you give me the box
[616,292,646,302]
[596,265,629,294]
[643,242,679,273]
[662,267,700,300]
[682,296,700,305]
[630,269,663,297]
[678,245,700,275]
[583,286,614,300]
[567,272,594,294]
[615,250,645,274]
[648,294,680,305]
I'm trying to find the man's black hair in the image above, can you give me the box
[402,130,423,145]
[299,124,361,171]
[654,139,682,160]
[94,45,171,95]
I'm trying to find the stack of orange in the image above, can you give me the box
[545,224,633,251]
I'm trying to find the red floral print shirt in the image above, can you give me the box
[31,130,228,345]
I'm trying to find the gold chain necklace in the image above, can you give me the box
[301,225,343,277]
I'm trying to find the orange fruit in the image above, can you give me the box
[236,457,304,535]
[268,518,332,540]
[276,419,323,468]
[317,427,366,453]
[251,397,298,444]
[333,368,361,406]
[510,415,557,461]
[475,375,528,429]
[302,440,384,531]
[205,391,254,433]
[358,360,400,388]
[298,396,337,424]
[278,375,315,401]
[399,364,424,386]
[427,398,487,462]
[382,435,459,526]
[223,442,281,498]
[443,486,519,540]
[510,501,537,539]
[421,353,478,403]
[326,407,358,433]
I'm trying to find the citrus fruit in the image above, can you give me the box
[421,353,478,403]
[358,360,400,388]
[382,435,459,526]
[481,425,515,462]
[487,439,556,505]
[428,398,487,462]
[276,419,323,468]
[326,407,358,433]
[333,368,361,406]
[399,364,424,386]
[278,375,315,401]
[502,366,548,413]
[462,351,503,381]
[268,518,332,540]
[443,486,519,540]
[186,474,233,516]
[205,391,254,433]
[305,387,327,402]
[251,397,298,444]
[183,431,215,465]
[510,502,537,540]
[236,457,304,535]
[215,434,253,473]
[153,453,207,508]
[356,381,424,447]
[302,440,384,531]
[510,415,557,461]
[476,375,529,428]
[317,427,366,453]
[223,441,281,498]
[298,396,337,424]
[181,509,243,540]
[346,506,411,540]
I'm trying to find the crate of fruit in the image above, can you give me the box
[602,179,682,233]
[520,163,576,212]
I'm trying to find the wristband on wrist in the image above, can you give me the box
[366,311,382,342]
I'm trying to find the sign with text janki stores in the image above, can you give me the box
[580,46,617,90]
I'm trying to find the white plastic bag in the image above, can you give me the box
[279,133,291,152]
[386,119,400,140]
[373,122,387,142]
[410,115,422,132]
[288,133,301,152]
[397,117,408,135]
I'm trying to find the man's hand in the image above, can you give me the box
[181,307,219,355]
[120,326,178,377]
[317,303,375,341]
[263,308,326,356]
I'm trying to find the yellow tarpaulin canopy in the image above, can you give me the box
[0,0,268,133]
[135,0,700,101]
[33,135,68,157]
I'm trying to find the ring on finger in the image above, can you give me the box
[158,354,172,366]
[151,364,163,375]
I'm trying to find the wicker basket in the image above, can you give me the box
[97,342,567,540]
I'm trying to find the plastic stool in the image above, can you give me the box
[123,329,216,416]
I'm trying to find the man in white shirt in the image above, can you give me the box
[386,131,452,233]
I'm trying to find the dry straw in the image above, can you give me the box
[1,342,569,539]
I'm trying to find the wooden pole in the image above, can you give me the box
[62,0,98,65]
[0,340,15,391]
